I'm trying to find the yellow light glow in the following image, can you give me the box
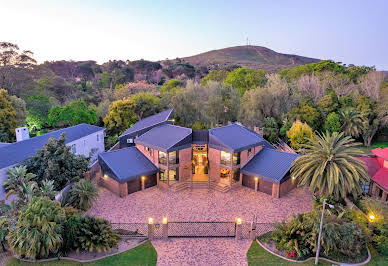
[148,218,153,224]
[236,217,242,225]
[162,217,168,224]
[369,215,375,221]
[141,176,146,181]
[292,176,296,180]
[254,177,258,181]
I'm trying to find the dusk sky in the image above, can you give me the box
[2,0,387,69]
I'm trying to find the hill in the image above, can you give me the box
[177,45,320,72]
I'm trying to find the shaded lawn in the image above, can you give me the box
[360,142,388,154]
[6,241,157,266]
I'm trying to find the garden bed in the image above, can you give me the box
[258,232,370,265]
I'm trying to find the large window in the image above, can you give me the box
[232,169,240,183]
[159,151,167,165]
[159,168,179,184]
[168,151,179,164]
[233,152,241,165]
[220,151,231,165]
[159,169,167,183]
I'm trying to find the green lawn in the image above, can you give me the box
[360,141,388,154]
[6,241,157,266]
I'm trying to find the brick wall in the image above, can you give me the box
[279,176,296,197]
[240,145,263,167]
[99,175,122,196]
[208,147,221,181]
[272,184,280,198]
[179,147,192,181]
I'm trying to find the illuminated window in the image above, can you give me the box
[220,151,231,165]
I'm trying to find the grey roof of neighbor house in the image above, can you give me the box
[98,147,158,183]
[135,124,192,152]
[120,109,174,138]
[241,148,300,184]
[209,123,273,152]
[0,124,104,169]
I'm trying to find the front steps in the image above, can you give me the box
[169,180,231,193]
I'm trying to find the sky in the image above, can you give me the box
[1,0,387,69]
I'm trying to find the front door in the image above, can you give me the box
[192,144,208,181]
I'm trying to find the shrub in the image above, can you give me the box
[63,215,120,253]
[8,197,65,259]
[373,235,388,256]
[63,206,81,218]
[286,120,314,149]
[66,180,99,211]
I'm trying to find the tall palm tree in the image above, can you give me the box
[4,166,37,205]
[67,180,99,211]
[291,131,369,200]
[340,108,364,138]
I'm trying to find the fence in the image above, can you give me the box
[112,221,274,240]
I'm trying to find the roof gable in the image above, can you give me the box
[209,123,273,152]
[135,124,192,152]
[98,147,158,183]
[0,124,104,169]
[241,148,300,184]
[120,109,173,137]
[371,148,388,161]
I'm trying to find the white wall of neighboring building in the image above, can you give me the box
[66,130,105,158]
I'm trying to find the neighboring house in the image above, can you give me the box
[359,147,388,201]
[0,124,105,200]
[96,109,300,198]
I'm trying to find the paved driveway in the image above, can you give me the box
[89,186,312,223]
[88,186,312,266]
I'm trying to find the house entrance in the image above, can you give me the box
[192,144,208,181]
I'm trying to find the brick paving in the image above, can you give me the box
[88,186,312,265]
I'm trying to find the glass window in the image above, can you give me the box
[169,168,179,183]
[220,151,231,165]
[233,152,241,165]
[71,144,76,153]
[159,169,167,183]
[159,151,167,165]
[247,148,252,157]
[232,169,240,183]
[168,151,179,164]
[97,134,99,142]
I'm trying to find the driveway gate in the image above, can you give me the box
[168,221,236,237]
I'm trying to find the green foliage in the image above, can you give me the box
[291,132,369,200]
[9,95,27,127]
[340,108,364,138]
[160,79,182,95]
[224,67,267,95]
[103,98,138,136]
[262,117,279,143]
[24,133,89,190]
[271,211,366,259]
[0,218,10,251]
[4,165,37,206]
[48,99,97,127]
[130,92,162,119]
[286,120,314,149]
[8,197,65,259]
[25,94,52,131]
[63,206,81,219]
[0,89,17,141]
[317,90,339,118]
[201,70,229,86]
[65,180,99,211]
[63,215,120,253]
[323,112,340,133]
[288,103,319,130]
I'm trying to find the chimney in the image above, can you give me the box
[16,127,30,142]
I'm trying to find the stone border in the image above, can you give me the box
[256,239,371,265]
[17,238,148,263]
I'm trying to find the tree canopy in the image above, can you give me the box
[0,89,17,141]
[103,98,138,136]
[48,99,97,127]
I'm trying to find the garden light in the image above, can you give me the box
[162,217,168,224]
[236,217,242,225]
[369,215,375,221]
[148,217,153,224]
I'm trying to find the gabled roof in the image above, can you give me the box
[135,124,192,152]
[209,123,273,152]
[371,147,388,161]
[0,143,9,148]
[357,156,381,178]
[241,148,300,184]
[372,168,388,191]
[0,124,104,169]
[98,147,158,183]
[120,109,173,138]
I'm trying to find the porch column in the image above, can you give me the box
[190,161,193,189]
[229,152,233,189]
[167,152,170,187]
[156,172,160,187]
[382,191,387,201]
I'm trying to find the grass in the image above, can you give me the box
[359,141,388,154]
[5,241,157,266]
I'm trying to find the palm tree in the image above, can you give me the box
[291,131,369,200]
[4,166,37,205]
[67,180,99,211]
[340,108,364,138]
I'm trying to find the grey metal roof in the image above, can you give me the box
[192,130,209,144]
[209,123,273,152]
[0,143,10,148]
[120,109,173,138]
[98,147,158,183]
[0,124,104,169]
[135,124,192,152]
[241,148,300,184]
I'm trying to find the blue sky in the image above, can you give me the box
[1,0,387,69]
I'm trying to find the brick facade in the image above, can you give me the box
[208,147,221,181]
[178,147,192,181]
[279,176,296,197]
[242,173,295,198]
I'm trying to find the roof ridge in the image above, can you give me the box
[262,147,299,156]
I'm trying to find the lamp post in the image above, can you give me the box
[315,199,334,265]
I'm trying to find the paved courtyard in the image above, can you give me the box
[88,186,312,223]
[89,186,312,265]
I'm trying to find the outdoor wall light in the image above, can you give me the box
[254,177,258,181]
[162,217,168,224]
[141,176,146,181]
[369,215,375,221]
[148,217,153,224]
[236,217,242,225]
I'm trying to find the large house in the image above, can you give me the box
[359,147,388,201]
[0,124,105,200]
[96,109,300,198]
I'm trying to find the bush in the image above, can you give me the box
[66,180,99,211]
[63,206,81,218]
[63,215,120,253]
[8,197,65,259]
[373,235,388,256]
